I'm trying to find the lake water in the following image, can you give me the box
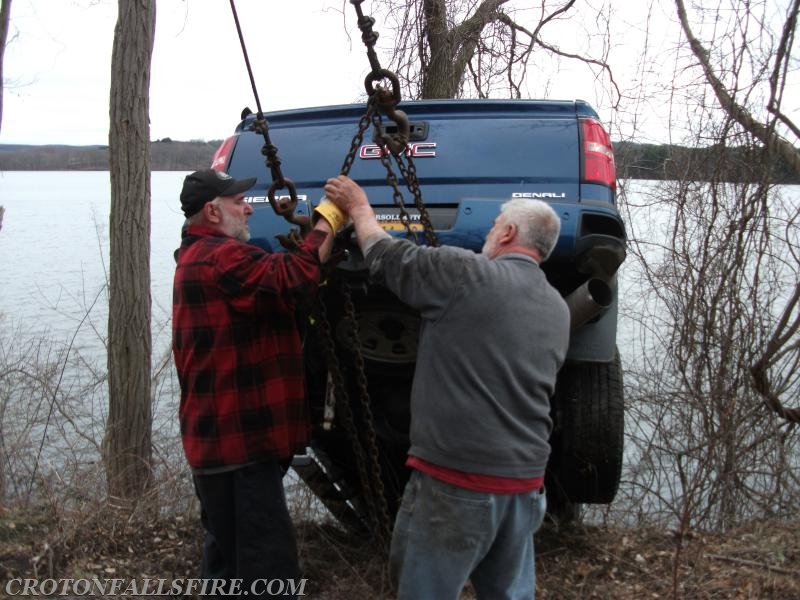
[0,172,193,502]
[0,171,723,400]
[0,171,648,368]
[0,171,188,360]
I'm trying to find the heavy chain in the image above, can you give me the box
[340,113,373,177]
[312,289,385,542]
[312,287,392,547]
[345,1,439,246]
[341,85,438,245]
[325,92,394,548]
[311,1,441,548]
[393,150,438,247]
[339,284,394,545]
[368,104,417,241]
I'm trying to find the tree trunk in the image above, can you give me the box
[104,0,156,508]
[421,0,508,98]
[0,0,13,133]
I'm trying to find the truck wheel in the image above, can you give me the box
[549,351,624,504]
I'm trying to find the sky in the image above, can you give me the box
[2,0,686,146]
[2,1,376,145]
[3,0,791,147]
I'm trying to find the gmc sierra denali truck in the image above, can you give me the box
[210,98,626,527]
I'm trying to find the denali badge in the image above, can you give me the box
[360,142,437,159]
[512,192,567,199]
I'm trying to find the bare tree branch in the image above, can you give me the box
[496,10,621,105]
[675,0,800,174]
[705,553,797,575]
[767,0,799,112]
[385,0,614,101]
[674,0,800,426]
[750,281,800,424]
[766,0,800,140]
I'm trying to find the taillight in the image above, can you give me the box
[211,136,237,171]
[581,118,616,191]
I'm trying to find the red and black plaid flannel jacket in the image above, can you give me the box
[172,224,328,469]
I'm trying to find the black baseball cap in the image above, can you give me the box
[180,169,257,217]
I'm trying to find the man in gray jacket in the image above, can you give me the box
[324,175,570,600]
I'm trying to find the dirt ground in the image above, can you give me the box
[0,508,798,599]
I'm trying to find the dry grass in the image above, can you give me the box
[1,506,797,600]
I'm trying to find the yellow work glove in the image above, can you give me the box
[313,198,348,232]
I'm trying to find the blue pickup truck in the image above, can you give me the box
[211,98,626,526]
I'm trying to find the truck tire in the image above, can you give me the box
[549,351,624,504]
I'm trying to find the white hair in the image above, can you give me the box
[499,198,561,260]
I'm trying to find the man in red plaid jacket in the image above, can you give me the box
[172,169,346,595]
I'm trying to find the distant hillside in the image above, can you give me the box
[613,141,799,184]
[0,139,796,183]
[0,139,221,171]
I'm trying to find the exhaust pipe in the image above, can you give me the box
[565,278,613,330]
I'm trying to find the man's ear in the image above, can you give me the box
[203,201,221,224]
[499,222,516,245]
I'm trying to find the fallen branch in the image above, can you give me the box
[705,553,797,576]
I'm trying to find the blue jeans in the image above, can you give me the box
[389,470,547,600]
[193,461,300,597]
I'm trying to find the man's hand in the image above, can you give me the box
[324,175,371,217]
[323,175,388,254]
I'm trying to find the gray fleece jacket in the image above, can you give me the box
[365,236,570,478]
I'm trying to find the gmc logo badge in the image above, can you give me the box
[359,142,437,159]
